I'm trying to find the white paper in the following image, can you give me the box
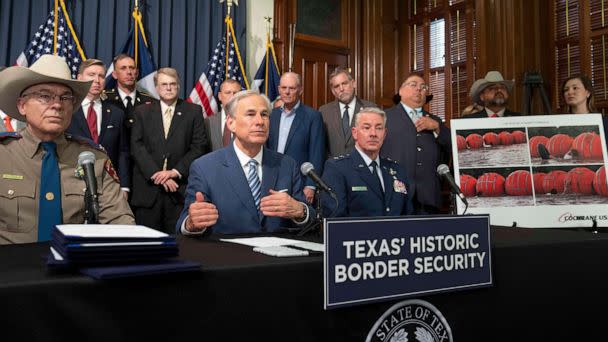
[49,246,64,260]
[253,246,309,257]
[220,236,320,248]
[56,224,169,238]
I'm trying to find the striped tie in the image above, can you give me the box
[247,159,261,209]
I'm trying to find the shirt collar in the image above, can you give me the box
[160,100,177,114]
[355,146,380,168]
[82,98,101,107]
[400,103,422,115]
[117,87,137,102]
[21,128,68,159]
[339,97,357,112]
[485,108,506,117]
[233,141,264,167]
[281,101,300,115]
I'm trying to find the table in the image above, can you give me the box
[1,227,607,341]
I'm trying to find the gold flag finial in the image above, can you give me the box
[264,16,272,36]
[220,0,239,17]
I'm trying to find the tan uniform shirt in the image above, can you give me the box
[0,129,135,244]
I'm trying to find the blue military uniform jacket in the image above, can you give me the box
[321,150,413,218]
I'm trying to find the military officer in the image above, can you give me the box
[104,54,156,129]
[0,54,135,244]
[321,107,413,217]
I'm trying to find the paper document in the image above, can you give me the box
[56,224,169,238]
[220,237,323,250]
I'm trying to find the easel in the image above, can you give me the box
[522,71,552,115]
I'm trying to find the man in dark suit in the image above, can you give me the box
[205,79,242,151]
[104,54,156,129]
[130,67,208,233]
[319,67,376,158]
[381,73,451,214]
[176,90,312,235]
[465,71,521,118]
[267,72,326,203]
[322,107,413,217]
[66,59,131,195]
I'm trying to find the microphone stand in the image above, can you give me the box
[297,188,324,237]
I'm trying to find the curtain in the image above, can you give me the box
[0,0,247,98]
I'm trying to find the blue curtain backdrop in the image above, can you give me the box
[0,0,247,98]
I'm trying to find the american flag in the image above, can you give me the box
[187,30,247,117]
[15,9,84,79]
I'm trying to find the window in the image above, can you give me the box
[409,0,476,121]
[553,0,607,114]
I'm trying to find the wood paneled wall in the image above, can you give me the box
[274,0,554,115]
[475,0,553,114]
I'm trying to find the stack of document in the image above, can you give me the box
[47,224,200,279]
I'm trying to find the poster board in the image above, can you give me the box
[451,114,608,228]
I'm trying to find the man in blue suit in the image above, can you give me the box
[322,107,413,217]
[177,90,312,235]
[267,72,326,203]
[381,73,451,214]
[66,59,130,195]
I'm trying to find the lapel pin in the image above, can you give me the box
[177,112,182,116]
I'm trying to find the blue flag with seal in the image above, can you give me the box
[252,31,280,102]
[105,6,158,99]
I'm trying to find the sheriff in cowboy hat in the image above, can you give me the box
[0,54,134,245]
[465,71,521,118]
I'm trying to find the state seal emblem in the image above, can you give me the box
[366,299,453,342]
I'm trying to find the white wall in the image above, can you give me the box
[245,0,274,87]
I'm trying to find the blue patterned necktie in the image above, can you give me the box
[38,141,62,241]
[247,159,261,209]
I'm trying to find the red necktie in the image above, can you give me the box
[490,113,498,118]
[3,116,14,132]
[87,103,99,143]
[222,121,231,147]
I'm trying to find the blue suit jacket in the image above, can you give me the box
[380,105,451,211]
[176,145,312,234]
[321,151,413,217]
[66,102,130,188]
[267,103,326,187]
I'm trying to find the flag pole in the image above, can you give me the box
[264,17,272,96]
[59,0,86,61]
[53,0,59,55]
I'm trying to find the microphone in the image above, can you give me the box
[300,162,333,193]
[78,151,100,222]
[436,164,468,205]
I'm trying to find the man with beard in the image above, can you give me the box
[319,67,376,158]
[466,71,521,118]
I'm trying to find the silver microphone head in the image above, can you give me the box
[78,151,96,166]
[300,162,314,176]
[436,164,450,176]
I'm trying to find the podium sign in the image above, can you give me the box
[323,215,492,309]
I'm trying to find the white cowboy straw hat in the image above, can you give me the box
[0,54,92,121]
[469,71,515,105]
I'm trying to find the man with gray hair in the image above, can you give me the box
[321,107,413,217]
[319,67,376,158]
[177,90,313,235]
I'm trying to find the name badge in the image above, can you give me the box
[106,125,114,129]
[2,174,23,180]
[352,186,368,192]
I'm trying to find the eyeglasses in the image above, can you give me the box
[405,82,429,92]
[158,82,179,89]
[21,91,76,105]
